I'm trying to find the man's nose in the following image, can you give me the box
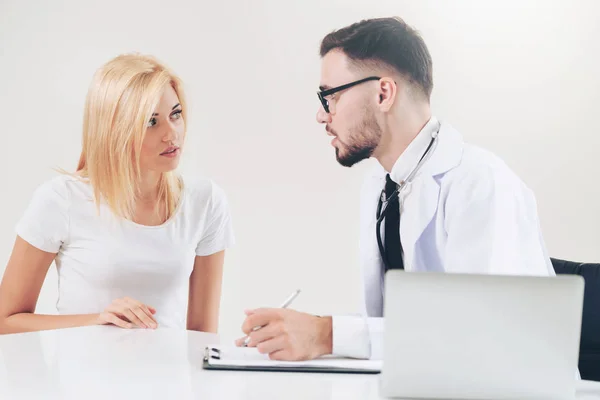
[316,106,331,124]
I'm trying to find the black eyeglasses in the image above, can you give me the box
[317,76,381,113]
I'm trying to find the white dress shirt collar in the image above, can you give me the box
[388,116,440,185]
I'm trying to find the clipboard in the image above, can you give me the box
[202,346,381,374]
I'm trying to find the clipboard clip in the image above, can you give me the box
[203,347,221,361]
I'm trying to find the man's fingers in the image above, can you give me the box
[247,323,280,346]
[268,349,295,361]
[107,313,133,329]
[234,335,258,348]
[241,309,280,334]
[236,319,281,347]
[257,335,288,356]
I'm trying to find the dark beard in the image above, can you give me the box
[335,109,382,167]
[336,144,375,167]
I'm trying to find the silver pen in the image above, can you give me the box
[243,289,301,347]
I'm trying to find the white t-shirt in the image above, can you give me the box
[15,174,235,329]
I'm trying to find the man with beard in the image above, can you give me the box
[236,16,555,361]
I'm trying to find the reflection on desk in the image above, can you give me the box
[0,326,599,400]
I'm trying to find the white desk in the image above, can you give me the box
[1,326,599,400]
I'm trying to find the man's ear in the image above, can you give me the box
[377,77,397,112]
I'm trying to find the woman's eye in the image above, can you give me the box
[171,110,182,120]
[147,117,157,127]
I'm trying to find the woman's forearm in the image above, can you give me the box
[0,312,100,334]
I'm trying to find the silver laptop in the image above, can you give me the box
[381,270,584,400]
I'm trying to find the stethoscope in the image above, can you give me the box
[376,125,441,270]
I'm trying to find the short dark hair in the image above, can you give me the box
[320,17,433,100]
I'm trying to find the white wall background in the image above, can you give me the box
[0,0,598,339]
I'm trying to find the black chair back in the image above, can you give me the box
[551,257,600,381]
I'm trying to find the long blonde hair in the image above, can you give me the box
[75,53,187,221]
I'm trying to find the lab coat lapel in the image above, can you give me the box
[400,122,464,270]
[400,175,439,270]
[360,171,387,316]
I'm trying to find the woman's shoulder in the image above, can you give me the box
[182,175,227,199]
[32,174,73,198]
[179,175,235,251]
[26,174,95,213]
[37,173,90,197]
[180,175,230,213]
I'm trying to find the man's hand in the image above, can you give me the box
[235,308,332,361]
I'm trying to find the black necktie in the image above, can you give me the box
[384,174,404,271]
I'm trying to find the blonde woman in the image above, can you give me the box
[0,54,234,334]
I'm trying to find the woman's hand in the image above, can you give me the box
[96,297,157,329]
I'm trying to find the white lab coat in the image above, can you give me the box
[331,117,556,359]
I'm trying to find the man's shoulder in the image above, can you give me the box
[448,143,525,187]
[440,142,537,207]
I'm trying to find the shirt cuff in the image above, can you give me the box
[331,315,371,359]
